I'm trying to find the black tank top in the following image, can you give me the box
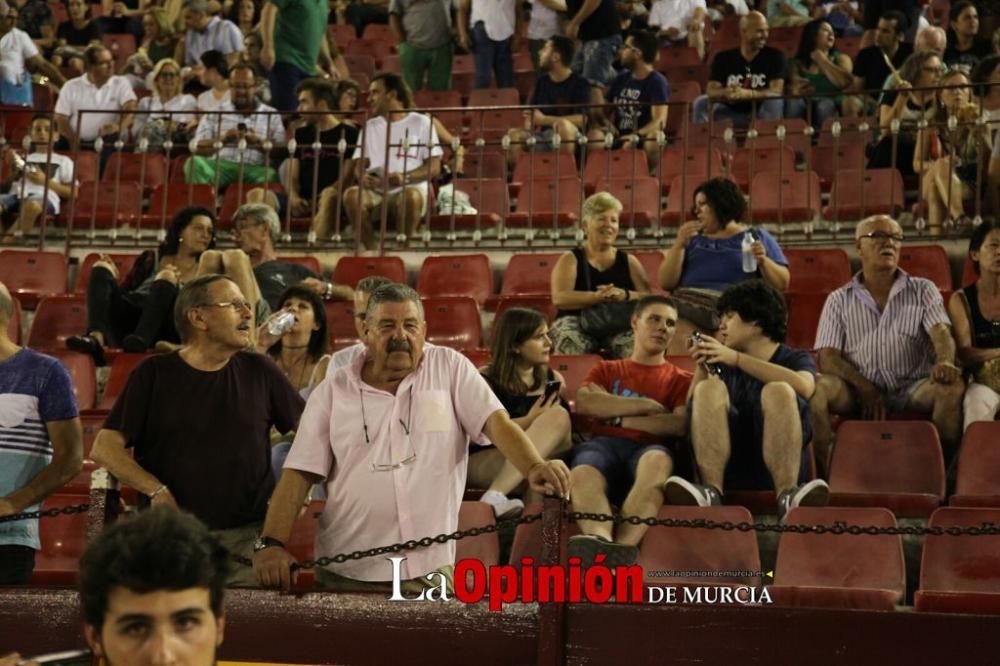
[555,248,636,319]
[480,368,559,419]
[963,284,1000,349]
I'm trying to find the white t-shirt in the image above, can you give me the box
[197,87,231,114]
[352,112,443,198]
[528,0,561,40]
[6,152,76,214]
[0,27,38,84]
[133,93,198,136]
[54,74,138,142]
[470,0,517,41]
[648,0,706,38]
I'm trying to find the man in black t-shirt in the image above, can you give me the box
[665,280,829,521]
[91,274,305,586]
[850,10,912,101]
[505,35,591,169]
[247,78,359,241]
[565,0,622,86]
[693,11,786,128]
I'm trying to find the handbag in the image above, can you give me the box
[576,249,636,339]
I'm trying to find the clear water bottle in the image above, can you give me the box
[741,230,758,273]
[267,312,296,336]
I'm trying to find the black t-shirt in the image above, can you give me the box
[852,43,912,95]
[709,47,787,113]
[254,260,318,311]
[565,0,619,41]
[56,20,103,47]
[104,351,304,529]
[294,121,359,200]
[530,72,592,117]
[862,0,920,35]
[943,38,993,73]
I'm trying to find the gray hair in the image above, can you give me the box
[855,214,901,240]
[356,275,394,296]
[173,274,235,342]
[0,281,12,322]
[915,26,947,53]
[365,283,424,321]
[581,191,623,222]
[233,203,280,240]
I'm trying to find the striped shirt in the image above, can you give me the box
[182,16,244,66]
[0,349,78,549]
[814,269,950,392]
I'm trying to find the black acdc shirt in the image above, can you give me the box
[708,46,787,113]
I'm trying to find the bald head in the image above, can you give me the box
[740,11,768,31]
[856,214,902,240]
[915,26,947,54]
[740,11,769,52]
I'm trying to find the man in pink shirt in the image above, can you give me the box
[253,283,571,592]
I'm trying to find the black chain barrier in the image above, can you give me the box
[9,502,1000,570]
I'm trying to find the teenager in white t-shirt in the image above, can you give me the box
[345,73,443,249]
[0,115,77,238]
[648,0,707,58]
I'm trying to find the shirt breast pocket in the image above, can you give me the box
[414,389,455,434]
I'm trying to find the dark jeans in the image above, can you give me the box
[472,21,513,89]
[0,545,36,585]
[268,61,308,113]
[345,1,388,38]
[86,266,179,348]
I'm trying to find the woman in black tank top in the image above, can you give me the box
[550,192,652,358]
[471,308,573,518]
[947,220,1000,429]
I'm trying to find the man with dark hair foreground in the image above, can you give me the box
[665,280,828,520]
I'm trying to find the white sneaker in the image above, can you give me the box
[480,490,525,519]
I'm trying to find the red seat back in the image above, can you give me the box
[99,353,150,411]
[548,354,602,402]
[953,422,1000,502]
[276,255,322,275]
[748,170,822,223]
[416,254,494,306]
[511,152,577,184]
[101,152,167,190]
[898,245,952,292]
[325,300,361,350]
[26,295,87,350]
[584,150,650,190]
[917,507,1000,609]
[0,250,68,308]
[501,253,562,296]
[32,492,90,585]
[784,248,852,293]
[71,180,143,228]
[422,296,482,350]
[143,183,217,228]
[825,168,905,219]
[74,253,140,294]
[48,350,97,411]
[785,291,829,349]
[332,256,407,288]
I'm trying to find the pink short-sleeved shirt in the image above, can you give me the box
[284,344,504,581]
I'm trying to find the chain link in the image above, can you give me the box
[0,502,90,524]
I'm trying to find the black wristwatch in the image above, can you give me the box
[253,535,285,553]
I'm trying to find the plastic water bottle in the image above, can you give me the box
[741,231,757,273]
[267,312,296,336]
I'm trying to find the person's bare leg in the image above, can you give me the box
[760,382,803,495]
[617,450,672,546]
[506,128,529,172]
[907,378,965,460]
[489,406,571,496]
[12,199,43,234]
[245,187,278,210]
[313,186,340,240]
[570,465,615,541]
[398,187,424,239]
[688,29,705,60]
[808,373,856,477]
[553,118,578,157]
[931,160,966,220]
[690,377,731,491]
[343,185,374,249]
[197,249,224,275]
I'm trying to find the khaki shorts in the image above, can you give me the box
[361,186,428,221]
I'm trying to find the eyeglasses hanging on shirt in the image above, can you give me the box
[359,386,417,471]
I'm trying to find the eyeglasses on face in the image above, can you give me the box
[860,231,904,243]
[197,300,252,312]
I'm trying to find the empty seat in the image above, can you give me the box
[951,422,1000,507]
[501,253,562,296]
[785,291,829,349]
[456,501,500,589]
[817,116,875,147]
[416,254,494,306]
[511,152,578,187]
[729,146,797,189]
[142,184,217,228]
[915,507,1000,614]
[769,506,904,610]
[784,248,852,293]
[99,353,150,410]
[332,256,407,287]
[748,170,821,224]
[422,296,481,350]
[429,178,507,231]
[32,492,89,586]
[74,253,140,294]
[898,245,952,293]
[632,251,665,294]
[665,81,701,137]
[548,354,602,403]
[342,53,375,78]
[329,23,355,45]
[414,89,464,133]
[0,250,68,308]
[638,505,760,587]
[48,350,97,411]
[26,295,87,351]
[361,23,393,41]
[659,63,708,92]
[277,255,322,275]
[823,169,904,220]
[829,420,945,517]
[102,152,167,190]
[658,146,724,193]
[662,174,700,225]
[657,45,702,67]
[811,143,867,192]
[467,87,520,108]
[71,180,143,228]
[583,150,650,192]
[460,150,507,180]
[507,177,582,228]
[325,300,361,350]
[594,178,662,228]
[5,295,21,343]
[345,38,393,63]
[747,118,812,157]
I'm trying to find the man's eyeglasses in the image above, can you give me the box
[860,231,904,243]
[197,300,253,312]
[360,387,417,471]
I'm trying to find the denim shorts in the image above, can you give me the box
[0,193,55,215]
[571,34,622,87]
[571,436,671,503]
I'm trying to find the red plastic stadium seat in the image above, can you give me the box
[422,296,481,350]
[508,502,580,565]
[361,23,392,40]
[342,53,375,78]
[748,170,821,224]
[456,502,500,588]
[74,253,140,294]
[784,248,851,293]
[429,178,507,231]
[829,420,945,517]
[507,177,582,228]
[6,295,21,343]
[823,169,905,220]
[0,250,68,308]
[462,348,492,368]
[414,89,464,133]
[811,143,867,192]
[31,492,89,586]
[71,180,143,228]
[548,354,601,403]
[659,64,708,92]
[277,255,322,275]
[492,296,556,330]
[897,245,952,293]
[817,116,875,147]
[325,301,360,350]
[665,81,702,138]
[332,256,407,288]
[511,152,578,191]
[658,146,724,194]
[286,499,325,589]
[467,88,520,109]
[102,152,167,191]
[785,291,829,349]
[729,146,797,190]
[48,350,97,411]
[417,254,494,306]
[769,507,904,610]
[142,184,217,228]
[501,253,562,296]
[662,174,700,226]
[80,412,106,459]
[345,38,393,63]
[99,353,150,411]
[638,505,760,587]
[583,150,650,192]
[0,104,33,142]
[595,178,662,228]
[632,251,665,294]
[657,45,702,67]
[951,422,1000,507]
[460,150,507,180]
[329,24,355,45]
[26,295,87,351]
[915,507,1000,613]
[747,118,812,157]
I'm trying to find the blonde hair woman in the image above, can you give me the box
[133,58,198,144]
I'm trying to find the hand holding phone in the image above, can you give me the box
[543,380,561,402]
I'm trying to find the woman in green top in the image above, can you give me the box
[786,19,861,127]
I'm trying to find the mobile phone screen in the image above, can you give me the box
[544,380,561,400]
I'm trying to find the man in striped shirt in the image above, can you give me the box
[0,281,83,584]
[810,215,964,471]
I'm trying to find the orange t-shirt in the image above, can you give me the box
[583,359,693,445]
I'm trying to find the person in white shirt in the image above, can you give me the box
[527,0,564,69]
[194,49,231,115]
[461,0,522,89]
[54,43,137,150]
[0,114,76,238]
[0,3,64,104]
[133,58,198,145]
[175,0,243,68]
[648,0,707,59]
[343,73,443,248]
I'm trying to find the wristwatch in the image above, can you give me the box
[253,535,285,553]
[609,416,623,427]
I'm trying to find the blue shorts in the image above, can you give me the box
[571,436,671,504]
[0,193,55,216]
[571,34,622,87]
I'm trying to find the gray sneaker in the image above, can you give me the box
[664,476,722,507]
[776,479,830,522]
[567,534,639,568]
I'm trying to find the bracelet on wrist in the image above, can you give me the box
[149,484,168,498]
